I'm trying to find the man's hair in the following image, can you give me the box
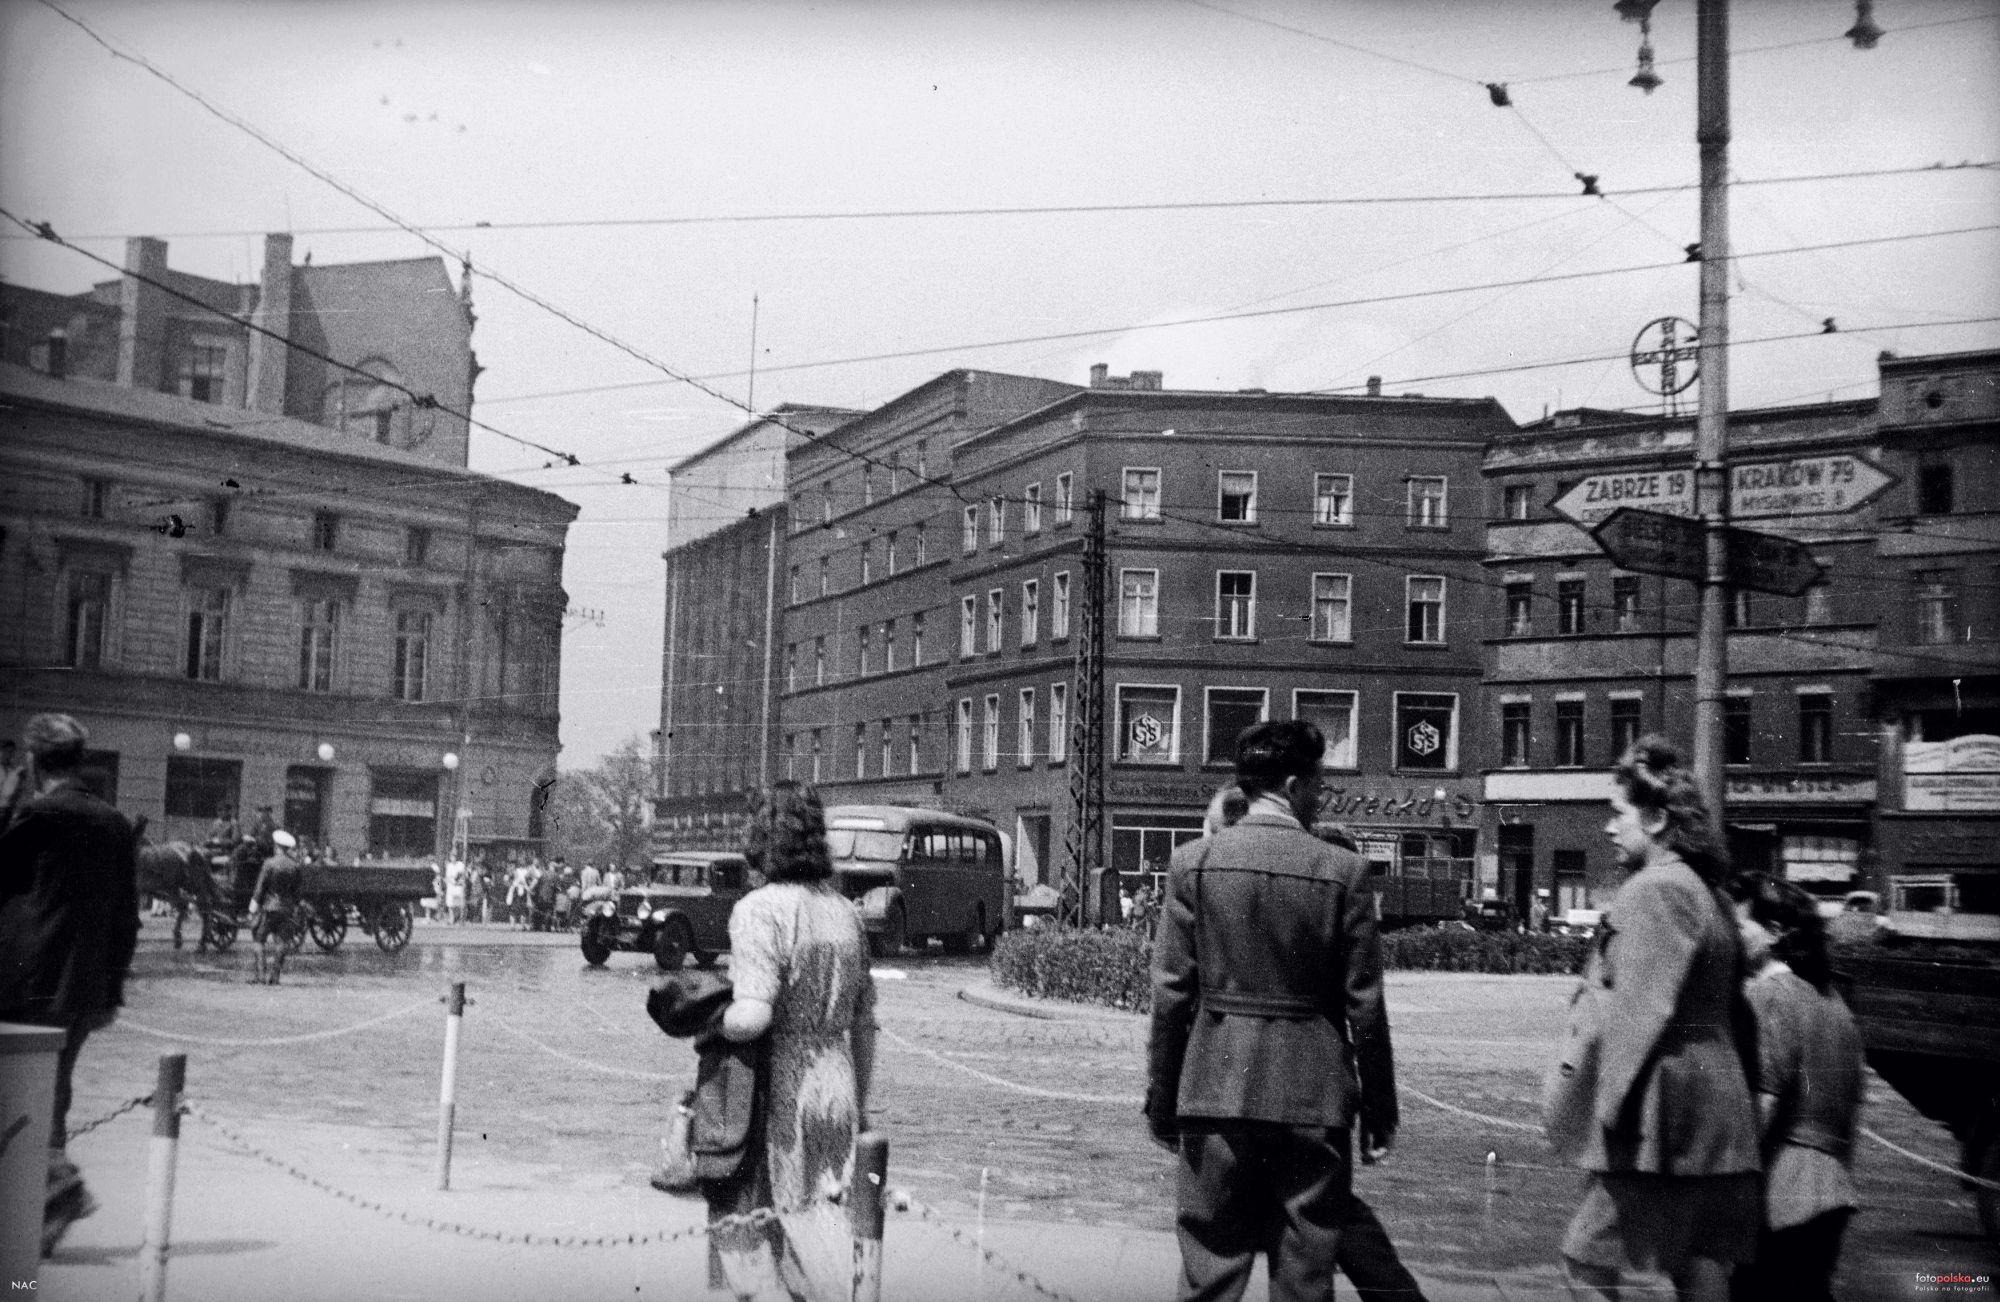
[23,713,88,774]
[1234,719,1325,797]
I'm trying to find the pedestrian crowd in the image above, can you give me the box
[1,710,1870,1298]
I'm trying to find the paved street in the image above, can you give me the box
[32,918,1997,1301]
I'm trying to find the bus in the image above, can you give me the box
[823,805,1007,957]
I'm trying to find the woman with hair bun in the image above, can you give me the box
[1724,873,1863,1302]
[710,781,877,1302]
[1556,736,1761,1301]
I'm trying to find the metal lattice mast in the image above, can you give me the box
[1062,489,1108,927]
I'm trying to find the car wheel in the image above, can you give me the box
[580,919,613,966]
[655,917,693,971]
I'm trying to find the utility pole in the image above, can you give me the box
[448,488,482,864]
[758,510,779,789]
[1690,0,1732,820]
[1063,489,1107,927]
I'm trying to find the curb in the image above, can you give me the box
[955,983,1142,1023]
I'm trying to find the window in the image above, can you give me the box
[810,730,824,783]
[814,636,826,686]
[862,468,874,506]
[818,556,830,598]
[854,723,868,779]
[914,522,927,566]
[298,597,340,692]
[165,757,241,820]
[393,610,430,701]
[912,612,926,666]
[1555,700,1585,768]
[1024,483,1043,533]
[1393,693,1458,771]
[1314,474,1353,526]
[789,565,800,605]
[405,527,430,566]
[1205,688,1267,765]
[209,498,230,537]
[1724,696,1753,764]
[1216,571,1257,640]
[1218,471,1257,523]
[860,542,873,586]
[822,480,834,525]
[1021,579,1040,645]
[1558,579,1586,636]
[962,505,980,553]
[1803,584,1831,626]
[1052,571,1072,639]
[1612,576,1641,632]
[988,496,1006,547]
[1915,571,1959,644]
[1503,484,1534,520]
[1117,685,1180,764]
[889,458,902,497]
[81,478,111,519]
[881,721,895,777]
[1555,850,1589,913]
[886,531,899,576]
[857,626,871,677]
[785,643,797,693]
[982,695,1001,771]
[884,620,898,673]
[789,492,803,533]
[986,588,1004,652]
[961,595,978,658]
[184,586,229,681]
[1407,476,1448,528]
[1917,460,1955,515]
[915,440,928,480]
[1122,468,1161,520]
[1501,702,1532,767]
[1310,574,1352,641]
[1505,582,1534,637]
[1018,689,1037,767]
[1610,697,1643,757]
[1055,472,1074,523]
[783,734,797,780]
[178,342,227,403]
[1799,693,1834,764]
[1119,569,1159,637]
[312,511,339,552]
[1049,682,1069,762]
[1406,575,1445,644]
[1292,690,1358,768]
[908,715,924,775]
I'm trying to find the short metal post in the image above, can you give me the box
[140,1054,186,1302]
[851,1131,888,1302]
[435,982,465,1190]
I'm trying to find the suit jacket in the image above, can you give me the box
[647,971,760,1183]
[1146,807,1396,1133]
[1577,857,1759,1175]
[0,779,140,1027]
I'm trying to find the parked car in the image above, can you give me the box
[1464,898,1515,931]
[580,851,750,969]
[823,805,1007,957]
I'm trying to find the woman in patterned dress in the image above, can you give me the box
[712,781,877,1301]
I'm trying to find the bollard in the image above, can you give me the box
[140,1054,186,1302]
[435,982,465,1190]
[974,1164,990,1301]
[850,1130,888,1302]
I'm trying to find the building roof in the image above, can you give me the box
[666,403,864,475]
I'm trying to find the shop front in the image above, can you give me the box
[1721,772,1877,912]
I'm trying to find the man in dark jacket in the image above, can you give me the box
[1147,719,1402,1302]
[0,713,140,1255]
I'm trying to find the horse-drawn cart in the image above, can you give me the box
[143,842,434,955]
[291,862,433,953]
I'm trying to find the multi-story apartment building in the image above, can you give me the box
[1479,392,1887,921]
[0,235,575,865]
[940,369,1511,922]
[1866,347,2000,936]
[775,369,1078,817]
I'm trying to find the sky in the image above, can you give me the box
[3,0,1995,768]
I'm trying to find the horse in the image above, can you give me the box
[137,840,222,951]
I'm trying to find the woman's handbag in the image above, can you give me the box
[1542,974,1603,1163]
[650,1091,701,1195]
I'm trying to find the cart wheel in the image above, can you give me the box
[204,910,239,953]
[580,928,612,967]
[309,900,349,952]
[654,917,694,971]
[282,913,309,955]
[373,901,414,952]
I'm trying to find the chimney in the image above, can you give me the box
[245,233,294,415]
[1132,370,1163,391]
[1089,363,1109,388]
[44,329,67,380]
[116,236,170,391]
[1366,375,1382,397]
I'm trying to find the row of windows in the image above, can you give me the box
[1497,691,1837,769]
[790,523,931,603]
[959,471,1444,547]
[795,441,938,530]
[1106,569,1444,644]
[75,477,433,563]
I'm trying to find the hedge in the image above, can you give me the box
[990,925,1588,1013]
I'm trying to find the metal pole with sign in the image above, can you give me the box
[1691,0,1732,820]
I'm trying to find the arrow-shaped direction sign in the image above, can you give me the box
[1730,453,1897,520]
[1590,508,1827,597]
[1551,469,1696,527]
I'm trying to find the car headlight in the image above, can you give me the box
[634,904,649,921]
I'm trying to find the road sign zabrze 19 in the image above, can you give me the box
[1590,507,1827,597]
[1551,469,1695,527]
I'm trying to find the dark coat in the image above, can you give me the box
[1147,807,1396,1134]
[647,971,760,1183]
[0,779,140,1027]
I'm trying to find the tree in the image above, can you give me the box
[542,736,657,870]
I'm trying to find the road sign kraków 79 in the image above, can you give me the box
[1729,453,1896,520]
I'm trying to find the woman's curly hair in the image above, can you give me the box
[746,780,833,883]
[1727,871,1834,993]
[1612,734,1731,887]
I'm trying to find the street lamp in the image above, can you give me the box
[173,732,192,752]
[317,742,336,763]
[442,752,460,772]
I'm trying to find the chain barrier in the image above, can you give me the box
[117,1000,431,1047]
[180,1101,779,1247]
[1862,1125,2000,1192]
[65,1093,153,1141]
[1401,1084,1544,1136]
[879,1027,1142,1105]
[482,1010,686,1082]
[895,1190,1086,1302]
